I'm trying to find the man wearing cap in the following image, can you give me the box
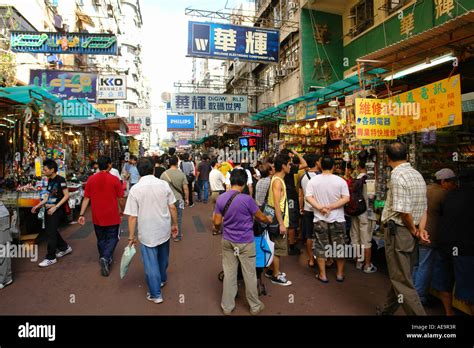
[412,168,457,306]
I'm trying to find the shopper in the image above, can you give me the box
[349,160,377,273]
[124,158,179,304]
[78,156,125,276]
[196,154,211,203]
[279,149,307,256]
[153,155,167,179]
[412,168,457,306]
[378,142,429,316]
[225,161,253,196]
[213,168,272,315]
[161,155,189,242]
[128,155,140,189]
[431,169,473,315]
[298,153,321,268]
[264,154,292,286]
[209,159,226,235]
[305,156,350,283]
[32,159,72,267]
[180,152,196,207]
[255,162,274,207]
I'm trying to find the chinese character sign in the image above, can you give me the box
[188,21,279,63]
[171,93,248,114]
[242,127,262,137]
[93,103,116,118]
[355,98,398,140]
[30,70,97,102]
[11,31,117,55]
[395,74,462,135]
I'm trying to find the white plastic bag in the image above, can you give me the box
[120,245,136,279]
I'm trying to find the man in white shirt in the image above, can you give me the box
[209,159,226,235]
[124,158,179,304]
[225,161,253,196]
[305,156,350,284]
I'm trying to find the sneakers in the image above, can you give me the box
[161,281,166,288]
[173,237,182,242]
[271,273,292,286]
[146,293,164,304]
[38,258,57,268]
[56,245,72,258]
[363,264,378,273]
[264,269,286,279]
[0,279,13,289]
[189,204,195,208]
[250,303,265,315]
[100,257,110,277]
[356,261,364,270]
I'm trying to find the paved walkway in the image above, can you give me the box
[0,200,444,315]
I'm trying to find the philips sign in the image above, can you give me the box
[167,115,195,132]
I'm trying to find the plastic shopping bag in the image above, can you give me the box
[255,230,274,268]
[120,245,136,279]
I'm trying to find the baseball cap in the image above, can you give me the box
[435,168,456,180]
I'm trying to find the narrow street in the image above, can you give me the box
[0,201,443,316]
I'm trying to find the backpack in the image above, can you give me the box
[180,162,195,183]
[344,175,367,216]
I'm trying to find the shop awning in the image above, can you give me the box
[0,86,61,108]
[97,117,128,134]
[251,71,385,124]
[58,99,106,125]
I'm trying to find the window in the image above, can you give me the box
[349,0,374,38]
[386,0,409,14]
[279,33,299,73]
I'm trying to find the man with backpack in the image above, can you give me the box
[180,153,196,207]
[348,160,377,273]
[298,153,321,268]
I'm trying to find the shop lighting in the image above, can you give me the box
[294,123,299,128]
[1,118,15,124]
[316,114,331,120]
[305,123,310,129]
[313,121,318,128]
[323,123,328,129]
[43,125,48,132]
[336,119,341,128]
[105,139,109,145]
[66,128,74,136]
[9,137,13,144]
[75,132,81,135]
[384,53,456,81]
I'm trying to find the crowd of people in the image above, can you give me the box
[26,143,473,316]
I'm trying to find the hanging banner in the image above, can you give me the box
[355,98,398,140]
[97,75,127,100]
[287,99,317,122]
[171,93,247,114]
[167,115,195,132]
[30,70,97,102]
[10,31,117,55]
[394,74,462,135]
[188,21,279,63]
[127,124,141,135]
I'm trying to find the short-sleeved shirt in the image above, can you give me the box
[161,168,188,201]
[382,163,427,226]
[180,161,195,177]
[124,175,176,247]
[198,161,212,180]
[46,175,67,206]
[225,167,253,187]
[305,174,350,223]
[425,183,448,247]
[215,190,259,244]
[85,171,124,226]
[129,164,140,184]
[300,171,320,212]
[255,176,271,207]
[209,168,225,192]
[218,162,233,177]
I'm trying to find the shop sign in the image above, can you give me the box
[10,31,117,55]
[242,127,262,137]
[286,99,318,122]
[187,21,279,63]
[97,75,127,100]
[129,108,151,118]
[167,115,195,132]
[355,98,398,140]
[127,124,141,135]
[395,74,462,135]
[171,93,247,114]
[93,103,116,118]
[30,70,97,102]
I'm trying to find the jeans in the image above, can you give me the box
[412,245,435,304]
[45,209,68,260]
[94,224,120,264]
[175,200,184,239]
[141,240,170,298]
[198,179,209,202]
[188,182,194,205]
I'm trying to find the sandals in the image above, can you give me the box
[336,275,345,283]
[307,260,316,268]
[212,229,222,235]
[316,274,329,283]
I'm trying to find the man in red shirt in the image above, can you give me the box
[78,156,125,276]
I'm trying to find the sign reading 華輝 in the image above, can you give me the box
[188,21,279,63]
[97,75,127,100]
[30,70,97,102]
[171,93,247,114]
[167,115,195,132]
[10,31,117,55]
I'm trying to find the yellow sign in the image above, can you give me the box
[355,98,398,139]
[394,74,462,135]
[129,139,139,156]
[400,12,414,36]
[93,103,116,117]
